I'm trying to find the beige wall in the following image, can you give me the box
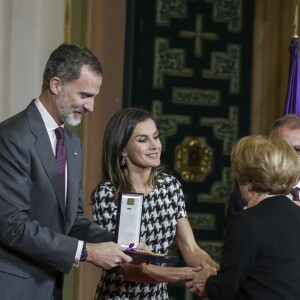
[251,0,297,134]
[0,0,65,121]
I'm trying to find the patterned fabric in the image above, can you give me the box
[54,126,66,189]
[93,172,187,300]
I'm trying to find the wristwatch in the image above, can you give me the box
[80,242,88,262]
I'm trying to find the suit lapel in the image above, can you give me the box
[64,127,82,233]
[26,101,66,219]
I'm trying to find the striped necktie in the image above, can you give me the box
[55,127,66,190]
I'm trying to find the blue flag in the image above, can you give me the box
[284,36,300,115]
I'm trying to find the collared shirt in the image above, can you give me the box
[34,98,83,265]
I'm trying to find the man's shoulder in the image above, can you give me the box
[0,101,36,132]
[0,110,28,135]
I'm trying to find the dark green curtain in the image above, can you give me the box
[123,0,254,299]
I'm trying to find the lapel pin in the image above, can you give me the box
[73,152,78,156]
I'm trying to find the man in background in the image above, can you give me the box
[0,43,131,300]
[227,114,300,217]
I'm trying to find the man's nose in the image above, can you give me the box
[83,98,94,112]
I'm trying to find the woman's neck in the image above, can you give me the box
[124,168,154,195]
[247,193,275,208]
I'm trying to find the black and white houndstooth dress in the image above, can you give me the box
[93,173,187,300]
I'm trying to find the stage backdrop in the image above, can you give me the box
[123,0,254,299]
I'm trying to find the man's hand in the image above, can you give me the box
[186,261,217,296]
[86,242,132,269]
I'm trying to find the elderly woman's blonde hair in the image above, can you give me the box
[231,135,300,194]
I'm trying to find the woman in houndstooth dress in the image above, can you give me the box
[92,108,218,300]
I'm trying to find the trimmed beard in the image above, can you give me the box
[56,94,82,127]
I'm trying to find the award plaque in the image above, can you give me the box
[115,193,144,248]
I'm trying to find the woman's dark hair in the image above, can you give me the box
[102,107,163,201]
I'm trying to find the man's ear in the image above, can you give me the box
[49,77,63,95]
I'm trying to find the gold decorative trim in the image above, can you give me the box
[175,137,212,182]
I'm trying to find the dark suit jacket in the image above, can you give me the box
[206,195,300,299]
[0,101,112,300]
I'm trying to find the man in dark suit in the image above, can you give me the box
[0,44,131,300]
[227,114,300,218]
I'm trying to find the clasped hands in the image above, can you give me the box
[185,261,217,297]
